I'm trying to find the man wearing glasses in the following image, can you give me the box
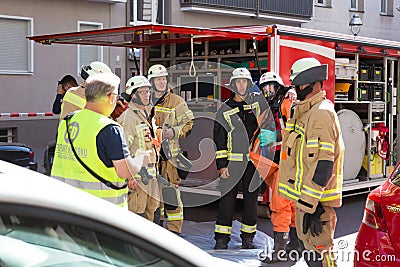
[117,76,161,221]
[51,73,151,207]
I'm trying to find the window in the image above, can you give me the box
[0,128,17,143]
[77,22,103,74]
[130,0,163,24]
[0,15,33,74]
[0,209,176,267]
[350,0,358,9]
[349,0,364,11]
[381,0,387,13]
[380,0,393,15]
[315,0,332,7]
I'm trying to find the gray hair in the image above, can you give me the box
[85,73,120,102]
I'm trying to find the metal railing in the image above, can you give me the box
[180,0,313,18]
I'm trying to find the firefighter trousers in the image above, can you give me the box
[215,161,259,240]
[159,160,184,233]
[264,170,296,232]
[296,206,337,267]
[159,188,183,233]
[128,178,160,222]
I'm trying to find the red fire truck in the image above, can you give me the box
[29,24,400,201]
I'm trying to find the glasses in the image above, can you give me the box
[137,90,152,95]
[110,92,120,99]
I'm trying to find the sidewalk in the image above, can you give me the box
[180,220,357,267]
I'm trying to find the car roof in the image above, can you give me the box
[0,160,240,267]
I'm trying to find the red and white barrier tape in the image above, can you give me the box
[0,112,55,118]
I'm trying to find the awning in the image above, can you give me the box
[28,24,269,48]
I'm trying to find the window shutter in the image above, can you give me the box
[79,24,101,68]
[0,18,30,72]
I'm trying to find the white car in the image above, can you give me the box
[0,160,241,267]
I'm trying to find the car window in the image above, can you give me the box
[391,165,400,186]
[0,212,175,267]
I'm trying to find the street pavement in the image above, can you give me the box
[183,193,368,266]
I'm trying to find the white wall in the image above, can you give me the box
[0,0,127,113]
[304,1,400,41]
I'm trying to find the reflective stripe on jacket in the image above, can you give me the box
[117,103,158,181]
[51,109,128,207]
[213,92,269,169]
[60,83,86,120]
[153,92,194,157]
[278,91,344,213]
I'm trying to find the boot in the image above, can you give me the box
[262,232,288,263]
[214,235,229,250]
[240,233,256,249]
[286,227,302,254]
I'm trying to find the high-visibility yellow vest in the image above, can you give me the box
[51,109,128,207]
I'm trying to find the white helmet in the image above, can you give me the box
[229,68,252,84]
[259,72,284,87]
[290,58,328,86]
[80,61,111,80]
[125,76,151,95]
[148,64,168,80]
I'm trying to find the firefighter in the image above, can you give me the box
[258,72,300,263]
[213,67,269,249]
[52,75,78,114]
[117,76,160,221]
[148,64,194,234]
[278,58,344,267]
[59,61,112,120]
[51,72,151,207]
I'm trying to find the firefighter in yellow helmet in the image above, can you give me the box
[148,64,194,234]
[117,76,160,221]
[213,67,269,249]
[59,61,112,120]
[278,58,344,267]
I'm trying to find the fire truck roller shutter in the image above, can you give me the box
[337,109,365,180]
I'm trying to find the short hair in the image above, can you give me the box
[85,73,120,103]
[59,75,78,87]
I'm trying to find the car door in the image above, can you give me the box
[0,203,195,267]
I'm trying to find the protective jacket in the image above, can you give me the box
[117,103,160,220]
[117,102,158,181]
[152,91,194,184]
[214,92,268,169]
[278,91,344,214]
[51,109,128,207]
[60,82,86,120]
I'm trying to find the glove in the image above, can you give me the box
[258,129,276,147]
[302,202,325,237]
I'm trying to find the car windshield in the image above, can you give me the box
[390,165,400,186]
[0,213,173,267]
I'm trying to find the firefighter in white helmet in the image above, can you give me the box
[59,61,112,120]
[117,75,160,221]
[148,64,194,234]
[258,71,299,263]
[278,58,344,267]
[213,67,269,249]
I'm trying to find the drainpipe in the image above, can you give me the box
[255,0,260,18]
